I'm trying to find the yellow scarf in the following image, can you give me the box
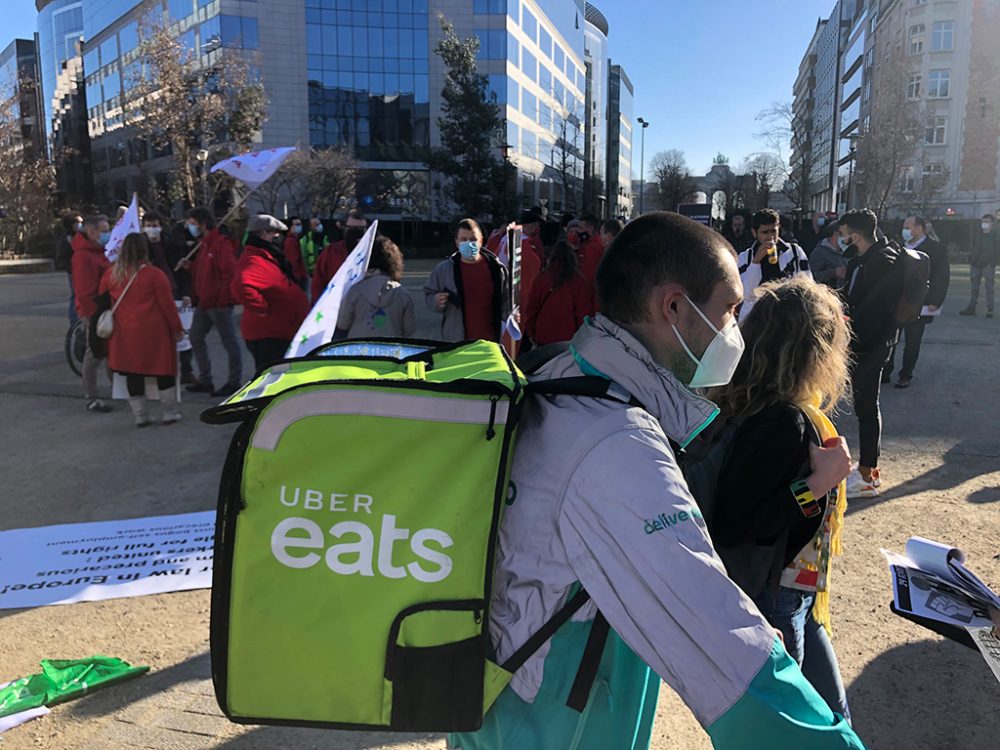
[800,396,848,635]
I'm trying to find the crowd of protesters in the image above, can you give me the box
[53,193,1000,750]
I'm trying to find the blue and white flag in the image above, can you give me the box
[286,220,379,358]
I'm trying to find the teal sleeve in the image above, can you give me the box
[707,638,866,750]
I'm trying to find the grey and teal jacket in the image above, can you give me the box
[422,251,508,342]
[451,315,864,750]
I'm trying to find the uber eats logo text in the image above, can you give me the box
[270,485,453,583]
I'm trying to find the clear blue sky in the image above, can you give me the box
[9,0,830,177]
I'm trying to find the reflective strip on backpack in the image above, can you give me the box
[252,389,511,451]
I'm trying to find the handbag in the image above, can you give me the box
[96,267,142,339]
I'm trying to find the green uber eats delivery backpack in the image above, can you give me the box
[202,338,624,733]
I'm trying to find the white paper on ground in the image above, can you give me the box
[920,305,942,317]
[0,511,214,610]
[0,706,49,734]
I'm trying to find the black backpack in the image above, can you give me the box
[684,412,823,600]
[894,244,931,325]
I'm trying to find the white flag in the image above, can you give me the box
[210,147,296,190]
[104,193,141,262]
[285,220,379,358]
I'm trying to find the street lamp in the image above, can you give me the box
[637,117,649,215]
[196,148,210,206]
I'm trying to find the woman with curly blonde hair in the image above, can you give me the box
[702,275,854,722]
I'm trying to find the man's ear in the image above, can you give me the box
[660,285,686,326]
[750,228,758,240]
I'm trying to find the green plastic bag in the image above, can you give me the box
[0,656,148,718]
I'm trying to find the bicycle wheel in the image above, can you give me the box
[65,320,85,376]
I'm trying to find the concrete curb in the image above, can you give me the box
[0,258,55,274]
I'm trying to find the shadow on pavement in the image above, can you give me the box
[847,440,999,516]
[211,727,444,750]
[848,636,1000,750]
[65,651,211,720]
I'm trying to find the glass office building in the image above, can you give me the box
[607,63,633,219]
[36,0,84,157]
[0,38,46,160]
[34,0,630,219]
[582,2,607,215]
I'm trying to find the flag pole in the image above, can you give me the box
[174,188,255,270]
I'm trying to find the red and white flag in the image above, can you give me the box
[210,147,297,190]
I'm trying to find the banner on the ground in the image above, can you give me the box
[285,220,378,358]
[0,512,214,610]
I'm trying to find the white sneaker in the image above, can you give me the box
[847,469,879,499]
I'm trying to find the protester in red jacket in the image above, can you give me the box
[178,207,243,397]
[100,233,184,427]
[71,214,113,413]
[282,216,307,285]
[233,215,311,370]
[312,209,368,301]
[522,240,594,346]
[578,213,606,284]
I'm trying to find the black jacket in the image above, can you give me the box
[846,236,903,353]
[916,236,950,316]
[55,234,74,272]
[970,228,1000,268]
[449,251,508,342]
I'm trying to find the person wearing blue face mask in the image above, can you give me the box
[55,211,83,324]
[423,218,508,342]
[71,214,113,413]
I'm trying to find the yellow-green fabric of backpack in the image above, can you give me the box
[203,339,525,732]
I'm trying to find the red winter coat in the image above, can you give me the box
[191,228,237,309]
[232,240,310,341]
[518,237,541,308]
[522,262,594,345]
[311,239,349,301]
[71,233,111,318]
[284,233,307,282]
[99,264,182,376]
[579,234,605,284]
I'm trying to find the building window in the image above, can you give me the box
[863,79,872,102]
[221,16,259,50]
[522,7,537,44]
[521,89,537,121]
[521,48,536,82]
[927,69,950,98]
[473,0,505,13]
[554,43,564,71]
[922,163,944,178]
[925,115,947,145]
[169,0,193,22]
[914,0,927,5]
[932,21,954,51]
[538,26,552,58]
[898,166,915,193]
[906,72,921,100]
[908,24,925,55]
[869,12,878,34]
[474,29,505,59]
[865,48,874,69]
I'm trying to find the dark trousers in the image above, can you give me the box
[125,374,176,397]
[179,349,193,377]
[885,320,925,380]
[246,338,290,372]
[851,343,890,469]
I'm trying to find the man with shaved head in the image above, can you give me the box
[451,212,864,750]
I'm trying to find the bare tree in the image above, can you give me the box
[855,52,921,217]
[0,74,56,254]
[123,20,268,209]
[547,104,584,213]
[739,153,786,212]
[256,147,358,218]
[650,149,696,211]
[754,101,810,209]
